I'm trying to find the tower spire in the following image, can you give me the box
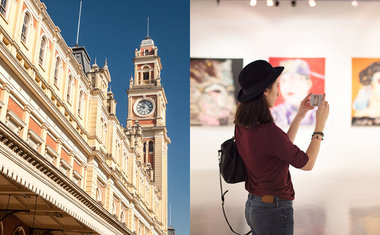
[75,0,82,46]
[146,16,150,39]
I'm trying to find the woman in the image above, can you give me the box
[235,60,329,235]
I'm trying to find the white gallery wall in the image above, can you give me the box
[190,1,380,234]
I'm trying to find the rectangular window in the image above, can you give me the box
[59,163,70,176]
[45,147,58,164]
[6,118,19,133]
[27,129,43,151]
[6,109,26,135]
[143,72,149,80]
[73,170,82,187]
[149,142,153,152]
[0,0,7,16]
[72,174,81,186]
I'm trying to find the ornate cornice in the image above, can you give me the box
[0,120,133,234]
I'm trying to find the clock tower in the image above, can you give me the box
[126,35,170,228]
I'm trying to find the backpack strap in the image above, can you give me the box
[218,126,252,235]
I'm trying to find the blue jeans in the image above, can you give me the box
[245,194,294,235]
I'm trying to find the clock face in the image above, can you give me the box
[135,99,154,116]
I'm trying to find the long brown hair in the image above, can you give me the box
[234,85,274,128]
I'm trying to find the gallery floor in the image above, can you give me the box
[190,126,380,235]
[191,169,380,235]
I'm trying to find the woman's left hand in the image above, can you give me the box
[297,93,314,118]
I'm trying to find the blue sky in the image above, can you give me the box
[41,0,189,234]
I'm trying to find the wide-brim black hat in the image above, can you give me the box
[237,60,284,103]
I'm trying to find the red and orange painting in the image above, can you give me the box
[269,57,325,126]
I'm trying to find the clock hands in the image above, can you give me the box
[135,99,153,116]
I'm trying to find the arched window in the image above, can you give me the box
[39,36,47,66]
[13,226,26,235]
[149,142,154,153]
[144,49,149,56]
[67,75,73,102]
[0,0,8,16]
[54,57,60,86]
[21,12,31,44]
[143,142,146,153]
[78,90,83,116]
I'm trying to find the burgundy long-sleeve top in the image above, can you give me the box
[235,122,309,200]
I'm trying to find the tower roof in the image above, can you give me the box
[141,36,155,47]
[168,225,176,235]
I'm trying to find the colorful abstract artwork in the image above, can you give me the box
[352,58,380,126]
[190,58,243,126]
[269,57,325,126]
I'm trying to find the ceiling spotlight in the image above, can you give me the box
[291,0,296,7]
[250,0,257,6]
[275,0,280,7]
[267,0,274,7]
[309,0,316,7]
[351,0,359,7]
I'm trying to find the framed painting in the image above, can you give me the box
[352,58,380,126]
[190,58,243,126]
[269,57,325,126]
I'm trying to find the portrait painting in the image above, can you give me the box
[352,58,380,126]
[190,58,243,126]
[269,57,325,126]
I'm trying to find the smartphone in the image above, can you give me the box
[310,94,323,106]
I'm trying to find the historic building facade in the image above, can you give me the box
[0,0,169,234]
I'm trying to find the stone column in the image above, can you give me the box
[105,178,114,212]
[129,204,135,232]
[81,162,87,190]
[145,142,149,165]
[40,122,48,156]
[11,0,24,40]
[55,138,63,169]
[68,151,74,179]
[20,105,32,140]
[32,15,43,66]
[85,159,98,199]
[0,84,11,122]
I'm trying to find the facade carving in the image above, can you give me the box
[0,0,169,234]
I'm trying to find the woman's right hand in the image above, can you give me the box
[315,94,329,131]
